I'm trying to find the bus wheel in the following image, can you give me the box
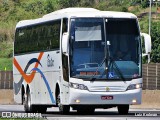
[117,105,129,115]
[24,90,37,113]
[23,93,27,112]
[57,93,70,114]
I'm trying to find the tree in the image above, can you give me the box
[141,0,148,8]
[150,22,160,63]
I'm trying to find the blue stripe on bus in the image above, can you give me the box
[32,68,55,104]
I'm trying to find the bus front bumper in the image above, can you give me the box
[69,88,142,105]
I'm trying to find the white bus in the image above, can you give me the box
[13,8,151,114]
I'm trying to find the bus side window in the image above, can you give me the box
[14,30,19,54]
[31,28,37,52]
[46,25,51,50]
[25,27,31,53]
[62,18,68,33]
[50,20,61,50]
[21,28,26,53]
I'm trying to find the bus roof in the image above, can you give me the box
[16,8,137,28]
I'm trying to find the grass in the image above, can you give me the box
[0,58,12,71]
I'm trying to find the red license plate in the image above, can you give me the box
[101,96,113,100]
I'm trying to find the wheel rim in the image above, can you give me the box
[57,94,63,111]
[27,93,31,111]
[24,92,32,112]
[23,94,27,111]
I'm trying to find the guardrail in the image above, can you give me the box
[142,63,160,90]
[0,71,13,89]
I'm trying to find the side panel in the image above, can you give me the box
[13,74,22,103]
[13,51,61,105]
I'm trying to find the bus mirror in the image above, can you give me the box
[62,32,69,55]
[141,33,151,63]
[141,33,151,55]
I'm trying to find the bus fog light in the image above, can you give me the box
[75,99,80,103]
[132,99,137,104]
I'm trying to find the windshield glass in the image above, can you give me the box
[106,19,141,79]
[69,18,141,80]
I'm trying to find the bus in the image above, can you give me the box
[13,8,151,114]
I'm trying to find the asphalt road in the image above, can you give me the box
[0,105,160,120]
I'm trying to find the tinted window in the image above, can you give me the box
[14,20,61,54]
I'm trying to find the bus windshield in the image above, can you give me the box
[69,18,141,80]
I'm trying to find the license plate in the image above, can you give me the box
[101,96,113,100]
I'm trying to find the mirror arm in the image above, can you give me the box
[141,33,152,63]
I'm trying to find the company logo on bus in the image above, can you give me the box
[47,54,54,67]
[106,87,110,91]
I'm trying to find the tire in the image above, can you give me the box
[24,90,37,113]
[57,93,70,114]
[77,107,95,115]
[23,93,27,112]
[117,105,129,115]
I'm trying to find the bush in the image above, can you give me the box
[0,58,12,71]
[150,22,160,63]
[121,7,128,12]
[0,42,13,58]
[141,0,148,8]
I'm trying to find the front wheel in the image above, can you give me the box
[57,93,70,114]
[117,105,129,115]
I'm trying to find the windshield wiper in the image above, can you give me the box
[108,57,126,82]
[89,56,126,82]
[90,56,107,81]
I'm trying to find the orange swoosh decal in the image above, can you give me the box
[14,52,44,84]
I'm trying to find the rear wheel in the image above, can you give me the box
[23,90,37,113]
[57,93,70,114]
[117,105,129,115]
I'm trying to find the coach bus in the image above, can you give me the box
[13,8,151,114]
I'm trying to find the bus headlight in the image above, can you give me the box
[127,83,142,90]
[69,82,88,90]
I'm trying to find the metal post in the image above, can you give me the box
[156,63,157,89]
[149,0,152,35]
[148,54,150,63]
[148,0,152,63]
[147,64,149,89]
